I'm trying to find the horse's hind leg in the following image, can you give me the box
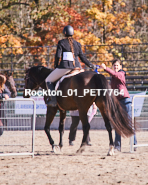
[44,106,58,150]
[96,101,114,156]
[103,115,115,156]
[76,111,90,153]
[59,110,66,150]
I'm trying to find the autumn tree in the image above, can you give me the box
[0,0,147,72]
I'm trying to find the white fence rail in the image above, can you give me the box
[130,95,148,152]
[0,98,36,157]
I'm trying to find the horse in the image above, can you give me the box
[23,66,135,155]
[3,70,17,98]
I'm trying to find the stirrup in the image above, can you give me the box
[46,98,57,107]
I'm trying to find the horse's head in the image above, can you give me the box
[4,70,17,98]
[23,68,40,98]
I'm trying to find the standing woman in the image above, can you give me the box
[101,59,137,152]
[45,25,96,106]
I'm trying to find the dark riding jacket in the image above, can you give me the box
[54,38,93,69]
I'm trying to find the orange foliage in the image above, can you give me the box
[0,0,145,67]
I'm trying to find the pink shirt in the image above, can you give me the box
[105,67,130,100]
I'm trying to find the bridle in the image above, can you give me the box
[24,69,65,111]
[25,70,45,91]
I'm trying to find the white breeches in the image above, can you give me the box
[45,68,71,83]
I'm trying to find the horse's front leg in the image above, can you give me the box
[59,110,66,150]
[44,106,58,151]
[76,111,90,154]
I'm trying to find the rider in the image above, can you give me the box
[45,25,96,107]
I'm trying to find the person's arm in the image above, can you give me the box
[78,43,96,70]
[92,102,97,110]
[4,94,9,100]
[54,41,62,69]
[88,103,97,123]
[101,63,125,83]
[1,92,9,100]
[3,85,10,98]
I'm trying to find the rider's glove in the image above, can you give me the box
[89,64,96,70]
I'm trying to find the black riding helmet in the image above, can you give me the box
[63,25,74,37]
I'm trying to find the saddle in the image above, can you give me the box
[55,68,84,91]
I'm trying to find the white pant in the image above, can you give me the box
[46,68,71,83]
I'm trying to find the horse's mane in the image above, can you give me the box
[26,65,53,82]
[25,65,50,72]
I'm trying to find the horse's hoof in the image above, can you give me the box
[59,145,63,153]
[52,144,60,153]
[107,145,114,156]
[76,145,85,154]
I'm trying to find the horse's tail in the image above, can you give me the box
[95,74,135,137]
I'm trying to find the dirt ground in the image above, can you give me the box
[0,130,148,185]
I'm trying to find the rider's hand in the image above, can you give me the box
[90,64,96,70]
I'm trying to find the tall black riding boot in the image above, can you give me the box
[45,82,57,107]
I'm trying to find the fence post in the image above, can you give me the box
[84,45,87,70]
[0,98,36,157]
[47,46,50,67]
[121,44,124,67]
[11,47,13,72]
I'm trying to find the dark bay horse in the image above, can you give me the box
[23,66,135,155]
